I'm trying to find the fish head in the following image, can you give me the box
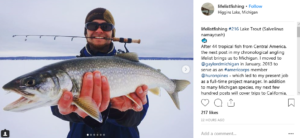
[2,69,71,112]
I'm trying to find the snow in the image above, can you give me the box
[0,59,193,138]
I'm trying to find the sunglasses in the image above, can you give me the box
[85,22,114,31]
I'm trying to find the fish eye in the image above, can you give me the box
[24,78,36,87]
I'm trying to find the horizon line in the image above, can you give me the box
[0,56,193,60]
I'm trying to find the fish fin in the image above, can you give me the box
[73,96,102,123]
[125,94,141,108]
[71,79,80,98]
[171,79,191,93]
[149,87,161,96]
[168,92,180,110]
[168,79,191,110]
[115,52,139,62]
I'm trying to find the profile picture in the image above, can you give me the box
[202,3,214,16]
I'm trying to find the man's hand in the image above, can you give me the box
[57,71,110,118]
[111,85,148,112]
[57,70,148,118]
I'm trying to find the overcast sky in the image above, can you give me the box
[202,3,214,10]
[0,0,192,57]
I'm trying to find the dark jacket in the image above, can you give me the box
[51,43,149,138]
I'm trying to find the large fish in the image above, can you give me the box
[2,53,190,122]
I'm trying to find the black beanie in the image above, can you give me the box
[84,8,115,37]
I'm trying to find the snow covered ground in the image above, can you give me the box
[0,59,193,138]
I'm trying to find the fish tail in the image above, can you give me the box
[73,96,103,123]
[168,79,190,110]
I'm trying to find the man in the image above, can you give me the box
[51,8,149,138]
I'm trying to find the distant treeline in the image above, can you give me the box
[0,57,193,60]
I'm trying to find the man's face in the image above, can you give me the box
[85,19,113,50]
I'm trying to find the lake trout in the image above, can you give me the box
[2,52,190,122]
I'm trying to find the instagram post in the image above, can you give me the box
[195,1,300,138]
[0,1,193,138]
